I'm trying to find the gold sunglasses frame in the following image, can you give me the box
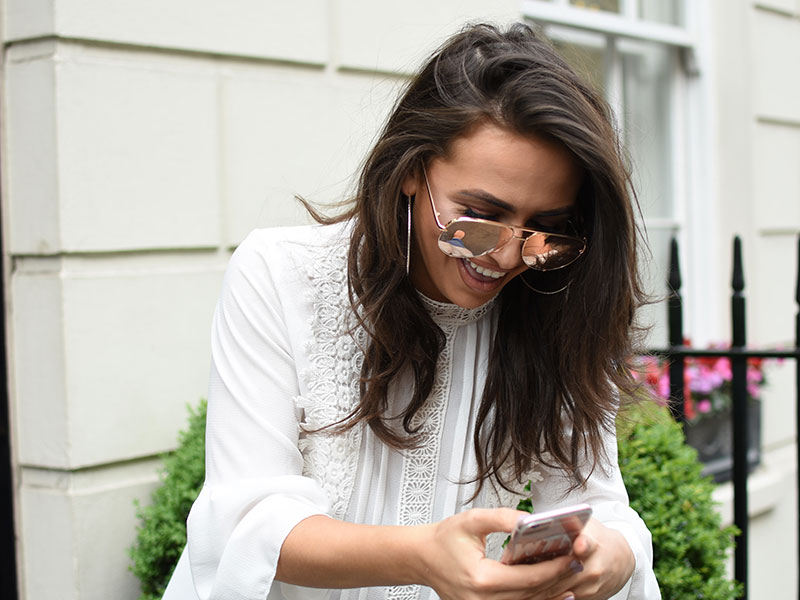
[421,166,587,272]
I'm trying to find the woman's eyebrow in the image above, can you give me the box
[456,189,515,212]
[534,207,575,218]
[456,190,574,217]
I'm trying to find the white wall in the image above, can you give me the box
[0,1,519,598]
[709,0,800,597]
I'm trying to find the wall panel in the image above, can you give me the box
[3,0,329,64]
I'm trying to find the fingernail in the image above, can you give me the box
[565,596,575,600]
[569,559,584,574]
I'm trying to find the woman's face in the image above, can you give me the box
[404,121,583,309]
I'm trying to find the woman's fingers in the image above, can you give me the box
[422,508,582,600]
[571,530,597,559]
[540,519,636,600]
[482,553,575,590]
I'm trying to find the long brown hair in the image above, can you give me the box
[309,22,647,495]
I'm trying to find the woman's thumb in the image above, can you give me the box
[461,507,523,536]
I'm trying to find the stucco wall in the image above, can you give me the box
[1,2,518,598]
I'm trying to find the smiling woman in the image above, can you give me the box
[163,22,659,600]
[407,124,585,307]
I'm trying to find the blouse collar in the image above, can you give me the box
[417,293,496,327]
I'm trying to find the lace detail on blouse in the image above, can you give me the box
[386,318,457,600]
[296,233,365,520]
[417,293,494,327]
[387,297,493,600]
[417,293,544,557]
[396,317,458,528]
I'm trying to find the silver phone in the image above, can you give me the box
[500,504,592,565]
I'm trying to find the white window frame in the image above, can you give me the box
[522,0,718,346]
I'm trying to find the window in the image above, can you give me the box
[523,0,712,346]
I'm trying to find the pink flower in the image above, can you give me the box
[634,342,770,424]
[714,358,732,381]
[697,399,712,414]
[747,368,763,384]
[657,373,670,399]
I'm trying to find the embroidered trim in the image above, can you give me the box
[388,301,486,600]
[417,293,494,327]
[388,326,457,600]
[388,298,492,600]
[297,235,364,520]
[396,321,458,527]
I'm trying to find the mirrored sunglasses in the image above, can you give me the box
[423,168,587,271]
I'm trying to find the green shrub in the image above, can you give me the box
[129,400,207,600]
[618,405,742,599]
[130,400,741,599]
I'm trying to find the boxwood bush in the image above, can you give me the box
[129,401,207,600]
[130,401,741,599]
[618,405,741,599]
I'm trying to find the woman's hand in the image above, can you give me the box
[417,508,579,600]
[278,510,632,600]
[279,510,576,595]
[536,518,635,600]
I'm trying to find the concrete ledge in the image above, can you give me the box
[3,0,329,65]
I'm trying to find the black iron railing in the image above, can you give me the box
[649,235,800,600]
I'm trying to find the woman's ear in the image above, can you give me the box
[401,170,419,198]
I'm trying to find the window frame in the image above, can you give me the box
[522,0,718,346]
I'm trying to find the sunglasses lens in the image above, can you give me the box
[438,221,514,258]
[437,219,586,270]
[522,233,585,270]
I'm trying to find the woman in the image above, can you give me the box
[164,22,660,600]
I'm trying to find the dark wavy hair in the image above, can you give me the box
[307,22,647,496]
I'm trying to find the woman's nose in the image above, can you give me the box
[489,238,524,270]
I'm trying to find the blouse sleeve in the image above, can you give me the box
[530,423,661,600]
[185,232,329,600]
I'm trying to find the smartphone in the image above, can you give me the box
[500,504,592,565]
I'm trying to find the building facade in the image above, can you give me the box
[1,0,797,598]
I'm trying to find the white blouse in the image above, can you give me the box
[163,223,660,600]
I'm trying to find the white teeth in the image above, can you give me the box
[466,259,505,279]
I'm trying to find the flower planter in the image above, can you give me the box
[684,399,761,483]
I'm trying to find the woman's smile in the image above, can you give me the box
[463,258,506,280]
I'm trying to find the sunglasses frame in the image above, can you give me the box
[421,165,587,272]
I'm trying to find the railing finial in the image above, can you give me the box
[732,235,745,293]
[667,237,683,349]
[669,237,682,293]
